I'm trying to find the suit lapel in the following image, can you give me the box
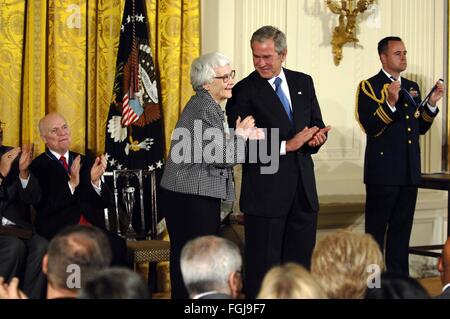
[252,73,292,128]
[44,150,71,180]
[376,70,391,89]
[285,69,309,130]
[375,71,415,112]
[285,69,299,128]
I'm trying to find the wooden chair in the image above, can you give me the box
[126,239,171,297]
[126,239,170,266]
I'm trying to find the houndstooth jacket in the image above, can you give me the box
[161,89,246,201]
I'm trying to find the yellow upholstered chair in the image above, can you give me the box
[126,239,170,265]
[127,239,171,298]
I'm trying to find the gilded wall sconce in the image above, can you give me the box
[326,0,374,65]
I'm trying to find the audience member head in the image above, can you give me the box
[39,112,71,155]
[43,225,112,298]
[78,267,150,299]
[180,235,242,298]
[365,272,429,299]
[257,263,327,299]
[438,236,450,286]
[311,229,384,299]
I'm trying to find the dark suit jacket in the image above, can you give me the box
[30,150,112,240]
[225,68,325,217]
[0,146,40,230]
[356,71,438,185]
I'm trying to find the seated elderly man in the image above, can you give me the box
[0,120,48,299]
[30,112,127,266]
[180,235,243,299]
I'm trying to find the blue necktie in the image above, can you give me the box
[274,77,293,123]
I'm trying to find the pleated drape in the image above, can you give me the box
[0,0,199,157]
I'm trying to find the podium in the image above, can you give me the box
[409,173,450,257]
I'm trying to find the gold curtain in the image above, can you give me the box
[148,0,199,155]
[0,0,199,157]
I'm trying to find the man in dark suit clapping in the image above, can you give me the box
[30,112,126,266]
[226,25,331,298]
[0,121,47,299]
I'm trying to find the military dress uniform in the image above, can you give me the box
[356,70,438,275]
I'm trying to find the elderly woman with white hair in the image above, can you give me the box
[161,52,262,299]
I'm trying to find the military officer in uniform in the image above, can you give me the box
[356,36,445,275]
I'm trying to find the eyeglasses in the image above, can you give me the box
[214,70,236,83]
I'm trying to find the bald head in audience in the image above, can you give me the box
[0,225,111,299]
[38,112,72,155]
[43,225,112,298]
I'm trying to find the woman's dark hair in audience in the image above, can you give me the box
[365,272,430,299]
[78,267,150,299]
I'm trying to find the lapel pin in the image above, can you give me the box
[409,87,419,98]
[298,91,302,95]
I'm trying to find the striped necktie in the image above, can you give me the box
[59,155,69,173]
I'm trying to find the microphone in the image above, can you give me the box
[419,78,444,108]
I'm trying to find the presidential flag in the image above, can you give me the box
[104,0,164,239]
